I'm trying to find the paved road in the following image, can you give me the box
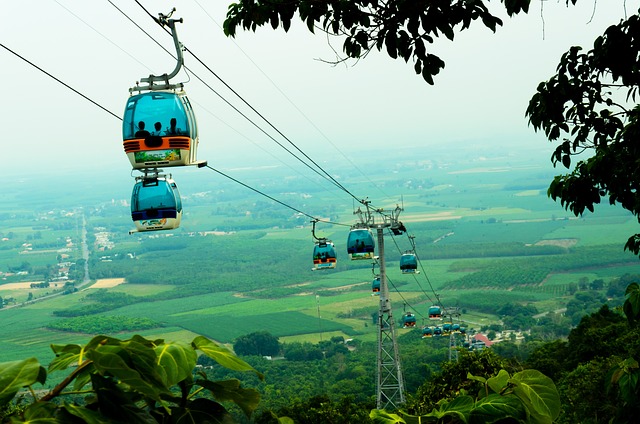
[1,211,92,310]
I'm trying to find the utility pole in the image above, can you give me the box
[372,206,406,410]
[316,294,323,342]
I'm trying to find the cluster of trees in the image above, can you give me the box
[419,242,565,260]
[6,261,32,273]
[53,289,140,317]
[217,284,639,423]
[47,315,161,334]
[446,245,637,290]
[233,331,282,357]
[283,338,350,361]
[3,279,639,422]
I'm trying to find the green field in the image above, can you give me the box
[2,149,639,363]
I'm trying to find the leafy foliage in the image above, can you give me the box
[406,349,516,414]
[223,0,548,84]
[375,368,560,424]
[255,395,374,424]
[0,335,262,423]
[526,9,640,255]
[623,281,640,325]
[526,295,640,423]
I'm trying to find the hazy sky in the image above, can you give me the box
[1,1,637,180]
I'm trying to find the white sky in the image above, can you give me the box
[1,1,637,178]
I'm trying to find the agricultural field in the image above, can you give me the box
[1,147,639,363]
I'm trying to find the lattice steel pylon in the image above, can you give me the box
[372,213,406,410]
[445,307,462,362]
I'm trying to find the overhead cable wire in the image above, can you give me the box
[117,0,349,194]
[0,43,121,121]
[184,47,362,201]
[386,229,434,303]
[0,41,348,229]
[413,248,443,309]
[191,0,393,201]
[53,0,154,73]
[386,274,427,321]
[56,0,342,199]
[131,0,364,203]
[204,165,350,226]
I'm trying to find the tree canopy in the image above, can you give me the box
[526,10,640,256]
[234,331,281,357]
[224,0,566,84]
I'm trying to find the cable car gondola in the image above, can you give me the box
[371,276,381,295]
[347,227,375,260]
[421,326,433,338]
[130,174,182,233]
[428,305,442,320]
[442,323,452,336]
[122,12,204,170]
[401,312,417,328]
[312,239,337,271]
[123,91,200,169]
[399,252,419,274]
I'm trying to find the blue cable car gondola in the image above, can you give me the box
[433,326,442,336]
[122,11,205,171]
[312,239,337,271]
[401,312,417,328]
[428,305,442,320]
[130,175,182,233]
[123,91,200,169]
[347,227,375,260]
[400,252,419,274]
[442,323,452,335]
[372,276,380,295]
[421,326,433,338]
[452,323,461,333]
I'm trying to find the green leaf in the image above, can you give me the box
[155,341,197,387]
[486,369,510,394]
[164,398,233,424]
[63,402,119,423]
[423,395,474,422]
[625,282,640,315]
[18,401,61,423]
[0,358,43,405]
[91,374,158,424]
[49,344,83,373]
[385,30,398,59]
[197,378,260,418]
[510,369,561,422]
[192,336,263,380]
[467,373,486,384]
[88,348,168,401]
[369,409,406,423]
[87,336,168,393]
[470,393,527,423]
